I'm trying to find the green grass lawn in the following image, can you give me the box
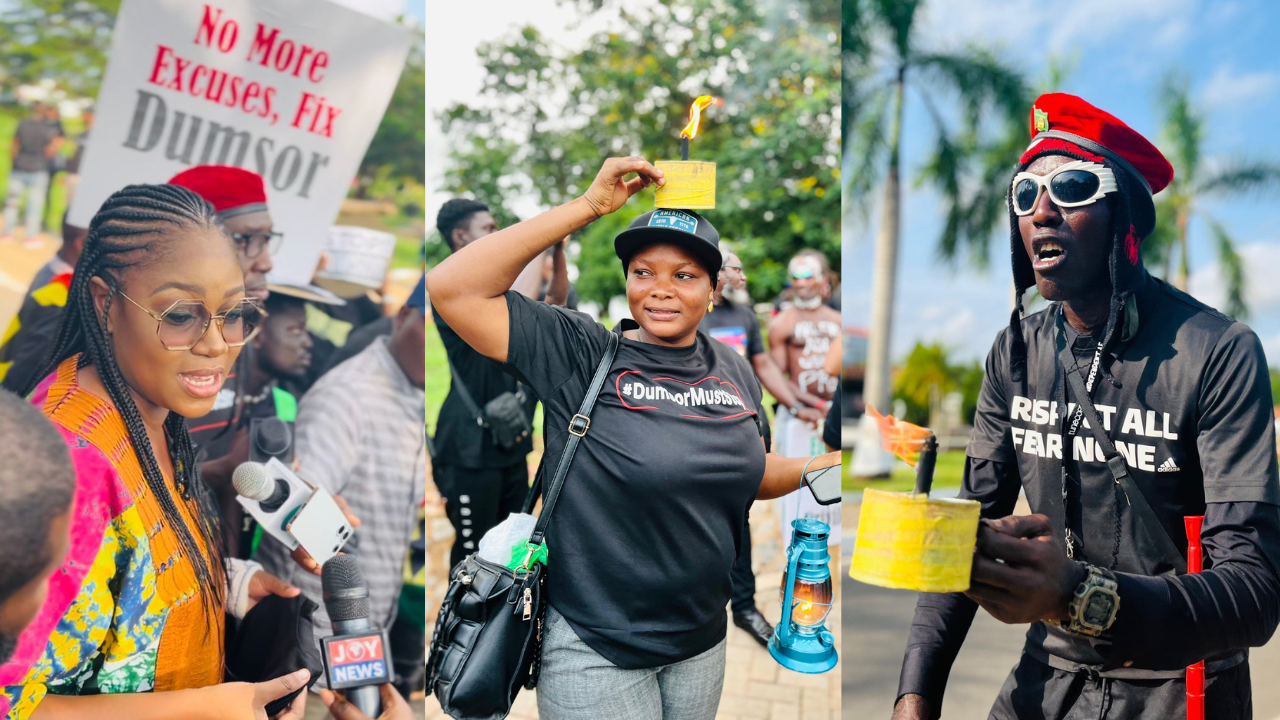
[842,448,967,493]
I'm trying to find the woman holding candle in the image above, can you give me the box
[427,156,840,719]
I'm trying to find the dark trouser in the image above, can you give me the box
[389,607,425,698]
[435,461,530,569]
[989,652,1251,720]
[729,517,756,616]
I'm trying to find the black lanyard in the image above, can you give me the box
[1057,307,1105,561]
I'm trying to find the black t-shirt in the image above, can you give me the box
[900,274,1280,705]
[431,301,533,468]
[823,388,840,450]
[971,276,1278,663]
[698,299,764,359]
[503,291,767,669]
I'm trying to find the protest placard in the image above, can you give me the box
[70,0,413,283]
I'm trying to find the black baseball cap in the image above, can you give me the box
[614,209,722,277]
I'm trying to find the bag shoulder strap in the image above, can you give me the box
[528,331,619,548]
[1055,321,1187,573]
[445,354,485,425]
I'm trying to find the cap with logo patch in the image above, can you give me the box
[614,209,721,278]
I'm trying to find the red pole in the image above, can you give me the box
[1186,515,1205,720]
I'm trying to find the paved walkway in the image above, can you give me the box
[0,235,56,325]
[422,487,842,720]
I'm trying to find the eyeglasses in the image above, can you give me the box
[117,291,267,351]
[1011,161,1117,216]
[229,231,284,260]
[791,269,817,280]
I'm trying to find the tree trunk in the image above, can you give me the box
[853,68,905,478]
[1174,206,1190,291]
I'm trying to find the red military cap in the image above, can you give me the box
[1022,93,1173,196]
[168,166,268,219]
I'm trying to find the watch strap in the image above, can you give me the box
[1065,563,1120,637]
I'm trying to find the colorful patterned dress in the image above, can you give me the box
[0,356,225,719]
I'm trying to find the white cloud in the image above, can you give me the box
[1261,331,1280,366]
[916,0,1193,57]
[1188,240,1280,315]
[1199,64,1280,109]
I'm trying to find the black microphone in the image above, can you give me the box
[232,461,292,513]
[320,555,385,716]
[250,416,294,464]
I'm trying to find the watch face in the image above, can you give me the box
[1082,589,1114,626]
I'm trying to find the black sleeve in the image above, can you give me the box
[502,290,610,405]
[746,308,766,359]
[823,389,840,450]
[1106,501,1280,668]
[1196,323,1280,504]
[896,457,1022,712]
[966,330,1016,464]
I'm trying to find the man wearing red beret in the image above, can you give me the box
[169,165,278,303]
[893,95,1280,719]
[169,165,284,552]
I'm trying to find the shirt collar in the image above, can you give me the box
[370,335,424,403]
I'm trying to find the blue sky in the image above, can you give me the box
[403,0,423,23]
[843,0,1280,364]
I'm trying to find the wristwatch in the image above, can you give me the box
[1053,563,1120,637]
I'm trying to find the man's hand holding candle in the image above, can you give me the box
[964,514,1087,625]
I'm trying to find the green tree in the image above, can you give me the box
[437,0,840,306]
[845,0,1026,474]
[1139,73,1280,320]
[0,0,119,97]
[358,32,426,196]
[891,342,982,427]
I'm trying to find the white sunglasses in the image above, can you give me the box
[1011,160,1118,216]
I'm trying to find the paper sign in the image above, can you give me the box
[70,0,412,283]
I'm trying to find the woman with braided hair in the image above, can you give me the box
[0,184,311,720]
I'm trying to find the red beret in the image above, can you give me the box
[1023,93,1173,195]
[168,165,268,219]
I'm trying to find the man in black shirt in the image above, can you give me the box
[431,198,567,567]
[893,94,1280,719]
[700,248,823,646]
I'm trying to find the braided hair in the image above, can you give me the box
[24,183,229,620]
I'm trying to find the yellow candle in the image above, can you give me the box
[850,488,981,593]
[654,160,716,210]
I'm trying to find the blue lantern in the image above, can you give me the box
[768,517,837,673]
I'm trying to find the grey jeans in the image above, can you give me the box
[4,170,48,237]
[536,606,727,720]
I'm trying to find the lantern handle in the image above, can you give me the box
[778,540,803,646]
[794,456,818,529]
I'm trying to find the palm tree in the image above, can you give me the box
[1142,73,1280,319]
[844,0,1027,475]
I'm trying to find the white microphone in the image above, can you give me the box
[233,461,292,512]
[234,458,355,565]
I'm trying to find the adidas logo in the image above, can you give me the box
[1157,458,1180,473]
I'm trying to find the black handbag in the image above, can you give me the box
[447,357,533,452]
[426,331,619,720]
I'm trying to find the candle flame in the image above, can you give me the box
[680,95,716,140]
[867,406,934,468]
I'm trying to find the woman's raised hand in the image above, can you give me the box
[581,157,665,218]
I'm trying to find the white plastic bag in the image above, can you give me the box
[477,512,537,566]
